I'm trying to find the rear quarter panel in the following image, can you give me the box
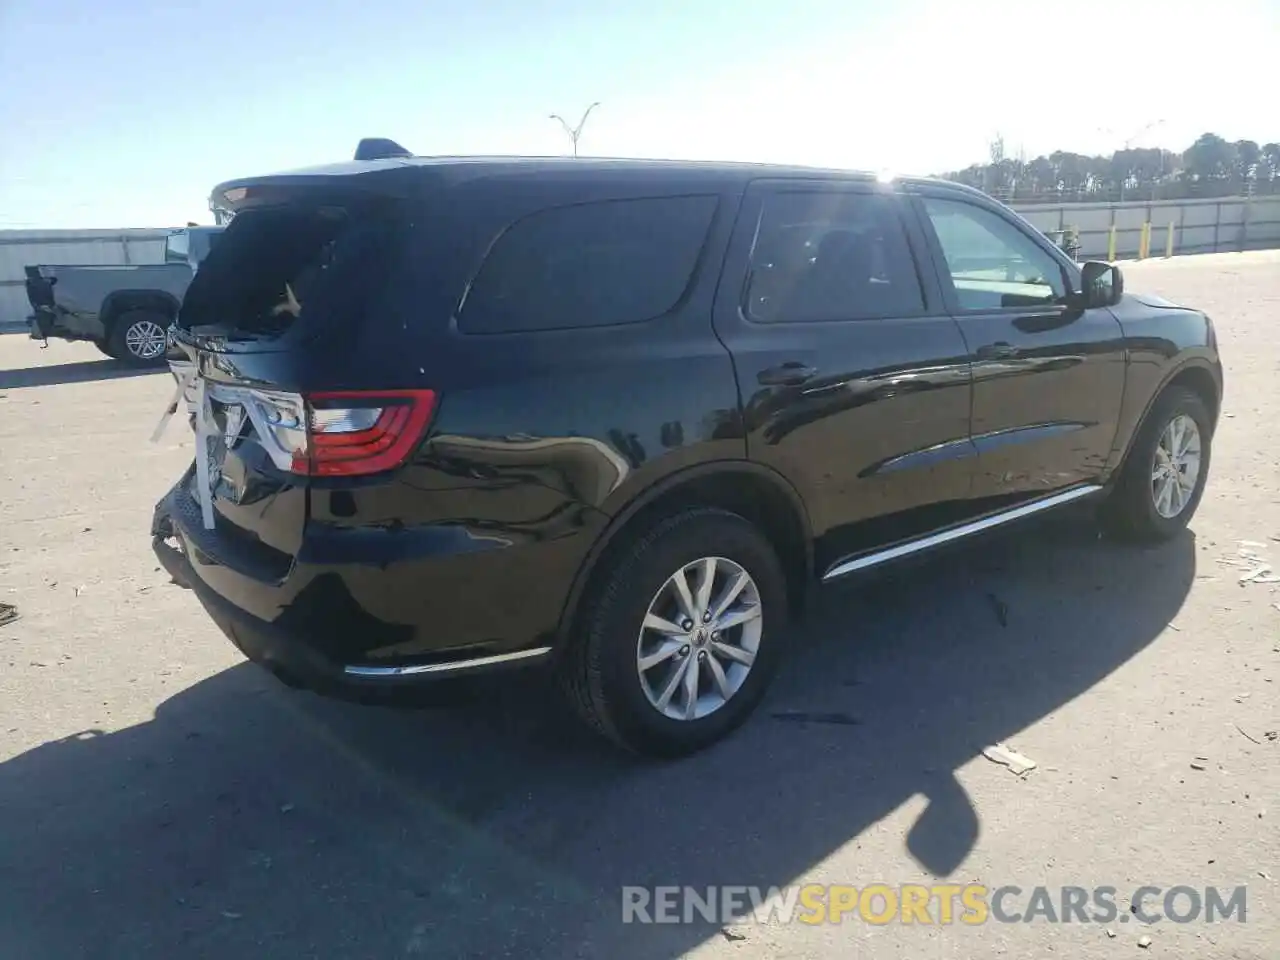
[335,174,751,514]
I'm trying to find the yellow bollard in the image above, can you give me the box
[1138,222,1151,260]
[1165,221,1175,258]
[1107,225,1117,262]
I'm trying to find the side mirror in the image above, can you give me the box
[1079,260,1124,308]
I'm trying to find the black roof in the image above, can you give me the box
[209,155,978,212]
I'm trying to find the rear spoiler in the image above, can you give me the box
[209,139,416,221]
[353,138,412,161]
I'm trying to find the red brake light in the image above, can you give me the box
[291,389,436,477]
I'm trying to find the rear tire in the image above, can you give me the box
[560,508,789,757]
[108,310,171,366]
[1101,386,1212,542]
[93,338,120,360]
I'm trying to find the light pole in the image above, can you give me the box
[1100,120,1165,201]
[549,102,601,158]
[1119,119,1166,151]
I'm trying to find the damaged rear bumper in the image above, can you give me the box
[150,487,554,699]
[152,497,349,695]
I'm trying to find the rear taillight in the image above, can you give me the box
[290,389,436,477]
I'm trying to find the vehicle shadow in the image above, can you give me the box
[0,359,165,389]
[0,512,1195,959]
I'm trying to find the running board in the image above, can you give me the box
[821,484,1104,584]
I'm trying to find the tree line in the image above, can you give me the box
[941,133,1280,204]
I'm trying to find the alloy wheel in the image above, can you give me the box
[635,556,763,721]
[1151,413,1202,519]
[124,319,169,360]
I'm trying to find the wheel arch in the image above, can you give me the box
[1111,356,1222,477]
[554,460,814,653]
[1163,363,1221,426]
[100,290,181,332]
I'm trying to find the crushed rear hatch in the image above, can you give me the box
[157,188,424,563]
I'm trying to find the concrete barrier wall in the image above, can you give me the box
[1012,195,1280,261]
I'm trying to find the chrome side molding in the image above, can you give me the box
[821,484,1104,583]
[348,486,1105,673]
[344,645,553,678]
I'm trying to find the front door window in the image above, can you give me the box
[922,198,1066,311]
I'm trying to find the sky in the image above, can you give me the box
[1,0,1277,229]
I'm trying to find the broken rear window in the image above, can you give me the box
[177,203,407,341]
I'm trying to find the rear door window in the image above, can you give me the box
[746,190,926,323]
[457,195,718,334]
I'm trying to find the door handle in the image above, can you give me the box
[757,362,818,387]
[977,342,1019,360]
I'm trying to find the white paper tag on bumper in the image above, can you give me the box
[191,376,216,530]
[151,366,197,443]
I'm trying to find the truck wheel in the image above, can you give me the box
[1100,386,1213,542]
[92,339,120,360]
[560,507,788,757]
[108,310,171,366]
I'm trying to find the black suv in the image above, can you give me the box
[153,146,1222,757]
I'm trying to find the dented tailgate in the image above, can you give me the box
[157,343,309,573]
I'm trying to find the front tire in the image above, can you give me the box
[108,310,171,366]
[561,508,789,757]
[1101,386,1212,541]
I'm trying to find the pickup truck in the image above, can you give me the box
[24,225,223,365]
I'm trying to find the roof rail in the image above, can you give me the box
[354,138,413,161]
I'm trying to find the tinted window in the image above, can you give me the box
[922,197,1066,311]
[746,191,925,323]
[458,195,718,333]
